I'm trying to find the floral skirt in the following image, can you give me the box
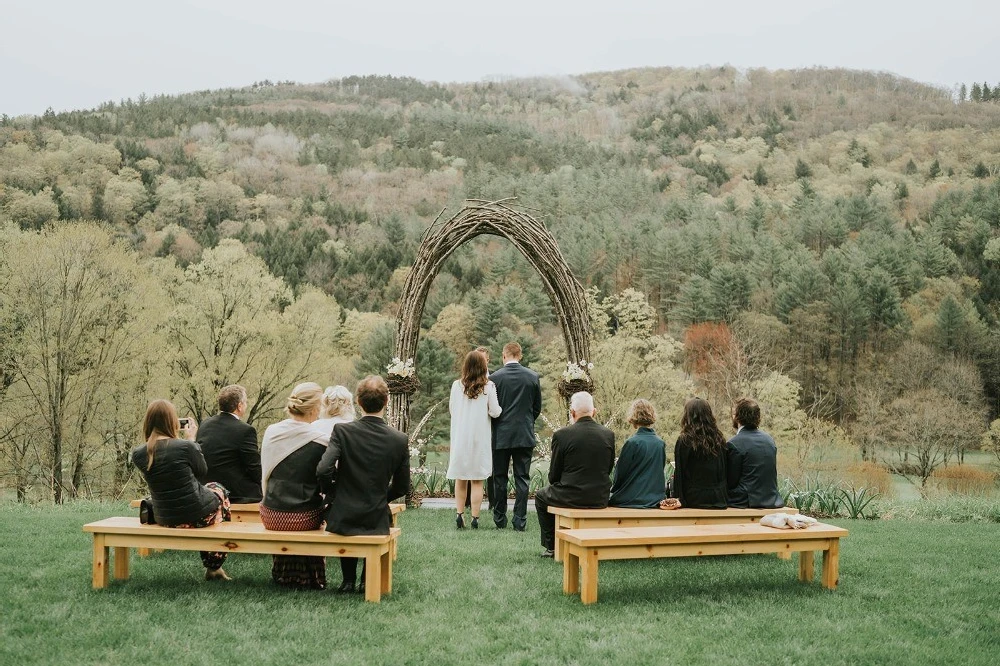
[260,504,326,590]
[170,482,231,570]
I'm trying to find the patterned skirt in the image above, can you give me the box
[260,504,326,590]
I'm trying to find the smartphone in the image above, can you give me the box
[179,417,191,428]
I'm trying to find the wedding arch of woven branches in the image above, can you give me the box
[389,199,591,432]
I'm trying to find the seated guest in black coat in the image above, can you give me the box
[671,398,728,509]
[132,399,232,581]
[609,399,667,509]
[197,384,263,504]
[317,375,410,594]
[260,382,330,589]
[726,397,783,509]
[535,391,616,558]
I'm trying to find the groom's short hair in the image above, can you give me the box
[356,375,389,414]
[502,342,522,359]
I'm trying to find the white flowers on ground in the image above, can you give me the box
[562,359,593,382]
[386,357,415,377]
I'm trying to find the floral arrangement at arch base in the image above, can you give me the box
[385,357,420,395]
[556,359,595,400]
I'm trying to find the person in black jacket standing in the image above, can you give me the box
[197,385,263,504]
[534,391,615,557]
[726,397,783,509]
[489,342,542,531]
[317,376,410,594]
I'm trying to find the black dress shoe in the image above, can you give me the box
[471,517,479,529]
[356,580,366,595]
[540,548,555,558]
[513,525,525,532]
[336,581,356,594]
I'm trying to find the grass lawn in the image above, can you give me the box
[1,503,998,665]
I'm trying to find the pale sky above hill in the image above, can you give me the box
[1,0,997,116]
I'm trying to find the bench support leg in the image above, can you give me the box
[113,547,130,580]
[580,548,599,605]
[138,548,151,557]
[380,548,392,595]
[364,551,382,603]
[821,539,840,590]
[776,551,792,560]
[563,548,579,595]
[92,535,109,589]
[798,550,814,583]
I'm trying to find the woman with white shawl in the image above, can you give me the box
[259,382,330,589]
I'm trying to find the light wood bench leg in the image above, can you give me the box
[554,519,565,562]
[380,548,392,595]
[798,550,814,583]
[92,534,109,589]
[113,547,130,580]
[776,551,792,560]
[822,539,840,590]
[137,548,151,557]
[563,548,580,595]
[365,551,382,603]
[580,548,599,605]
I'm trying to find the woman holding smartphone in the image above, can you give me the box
[132,399,233,580]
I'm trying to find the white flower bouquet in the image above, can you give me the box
[385,357,420,394]
[557,358,595,399]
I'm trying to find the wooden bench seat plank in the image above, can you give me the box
[548,507,798,561]
[559,522,847,604]
[84,517,399,602]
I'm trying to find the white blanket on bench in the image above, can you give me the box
[760,512,818,530]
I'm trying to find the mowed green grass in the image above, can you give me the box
[1,503,998,666]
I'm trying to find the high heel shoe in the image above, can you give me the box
[456,513,465,529]
[471,516,479,529]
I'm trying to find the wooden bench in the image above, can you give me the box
[128,501,405,558]
[559,522,847,604]
[83,517,400,602]
[548,506,798,562]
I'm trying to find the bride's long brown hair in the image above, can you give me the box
[679,398,727,455]
[461,350,489,399]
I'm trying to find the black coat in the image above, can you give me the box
[535,416,615,508]
[132,439,220,526]
[317,416,410,536]
[262,442,326,512]
[197,413,263,503]
[726,428,784,509]
[490,362,542,450]
[672,436,728,509]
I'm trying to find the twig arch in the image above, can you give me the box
[389,199,591,431]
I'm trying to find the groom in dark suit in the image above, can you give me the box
[197,384,262,504]
[489,342,542,531]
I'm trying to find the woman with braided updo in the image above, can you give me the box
[670,398,728,509]
[259,382,330,588]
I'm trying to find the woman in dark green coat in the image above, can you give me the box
[609,399,667,508]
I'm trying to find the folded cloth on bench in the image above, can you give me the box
[760,512,817,529]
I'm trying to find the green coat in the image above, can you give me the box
[609,427,667,509]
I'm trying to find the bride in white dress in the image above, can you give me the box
[447,350,502,529]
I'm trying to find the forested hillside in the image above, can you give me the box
[4,66,1000,501]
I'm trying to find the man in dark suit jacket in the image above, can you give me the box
[489,342,542,531]
[317,375,410,594]
[534,392,615,557]
[197,385,262,504]
[726,397,783,509]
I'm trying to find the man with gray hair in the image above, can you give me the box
[534,391,615,557]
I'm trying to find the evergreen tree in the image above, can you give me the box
[707,263,752,323]
[959,83,967,102]
[971,82,982,102]
[935,295,968,356]
[928,159,941,179]
[671,275,713,324]
[752,163,769,187]
[904,159,918,175]
[863,268,905,341]
[794,158,813,179]
[828,278,868,361]
[776,262,830,320]
[973,162,990,178]
[474,296,504,343]
[983,83,992,101]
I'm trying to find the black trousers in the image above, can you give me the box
[340,557,365,585]
[534,492,556,550]
[491,447,532,530]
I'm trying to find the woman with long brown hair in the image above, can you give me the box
[447,350,502,529]
[670,398,728,509]
[132,399,232,580]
